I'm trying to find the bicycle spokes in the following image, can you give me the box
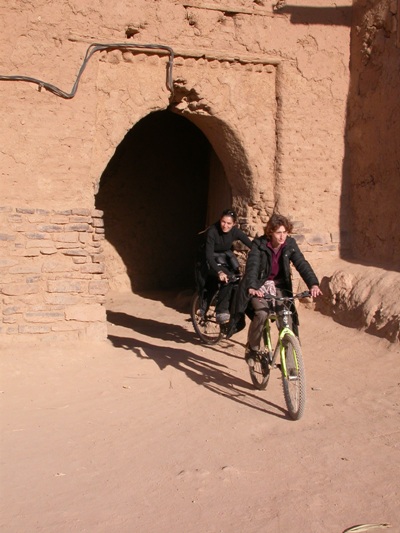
[281,334,306,420]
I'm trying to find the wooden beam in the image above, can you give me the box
[68,35,281,65]
[177,1,278,17]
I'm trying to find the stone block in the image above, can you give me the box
[64,223,91,232]
[52,233,79,243]
[42,260,72,273]
[47,280,84,293]
[0,233,16,241]
[88,280,109,295]
[306,233,331,245]
[65,304,106,322]
[44,293,81,305]
[292,234,305,244]
[25,233,50,240]
[80,264,105,274]
[2,306,23,315]
[0,257,19,268]
[50,215,70,224]
[26,240,56,248]
[71,208,91,216]
[62,249,88,257]
[18,324,51,334]
[69,216,92,223]
[36,224,64,232]
[16,208,35,214]
[24,311,65,323]
[51,322,85,331]
[92,218,104,228]
[40,248,58,255]
[9,265,42,274]
[1,283,40,296]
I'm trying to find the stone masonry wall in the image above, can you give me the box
[0,206,108,341]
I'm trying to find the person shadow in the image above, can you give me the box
[107,310,288,419]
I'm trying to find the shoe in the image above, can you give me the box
[245,346,258,368]
[216,312,230,324]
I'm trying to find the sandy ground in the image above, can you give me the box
[1,290,399,533]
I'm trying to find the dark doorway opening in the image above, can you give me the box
[96,109,230,292]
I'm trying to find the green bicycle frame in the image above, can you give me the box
[279,327,298,378]
[263,316,299,378]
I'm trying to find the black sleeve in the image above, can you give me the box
[243,239,263,289]
[233,227,252,249]
[205,226,222,274]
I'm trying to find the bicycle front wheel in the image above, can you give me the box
[281,333,306,420]
[191,292,223,345]
[249,351,270,390]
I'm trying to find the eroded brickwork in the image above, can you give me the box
[0,207,108,341]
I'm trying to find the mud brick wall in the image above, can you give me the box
[0,207,108,341]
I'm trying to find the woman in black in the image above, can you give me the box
[198,209,252,324]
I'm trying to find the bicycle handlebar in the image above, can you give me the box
[255,290,311,302]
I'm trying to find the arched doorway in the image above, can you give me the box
[96,109,232,292]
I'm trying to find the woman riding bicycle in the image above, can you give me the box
[231,213,322,364]
[196,208,252,325]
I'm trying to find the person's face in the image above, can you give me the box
[270,225,288,247]
[220,215,235,233]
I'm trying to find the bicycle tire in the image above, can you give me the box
[190,292,223,345]
[281,333,306,420]
[249,352,270,390]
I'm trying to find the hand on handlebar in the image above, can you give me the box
[248,287,264,298]
[218,271,229,284]
[310,285,323,298]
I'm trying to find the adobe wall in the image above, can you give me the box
[347,0,400,267]
[0,0,352,340]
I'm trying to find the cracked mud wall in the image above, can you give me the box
[0,0,353,339]
[347,0,400,268]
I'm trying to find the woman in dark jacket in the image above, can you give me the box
[196,209,252,324]
[231,213,322,364]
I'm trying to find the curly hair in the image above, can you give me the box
[265,213,293,236]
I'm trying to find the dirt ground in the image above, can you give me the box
[1,290,399,533]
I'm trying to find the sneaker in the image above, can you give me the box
[216,312,230,324]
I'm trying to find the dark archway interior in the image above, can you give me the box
[96,110,230,292]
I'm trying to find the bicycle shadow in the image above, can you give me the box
[108,310,247,360]
[108,333,288,418]
[107,310,194,344]
[107,320,288,419]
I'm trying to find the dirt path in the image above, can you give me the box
[1,291,399,533]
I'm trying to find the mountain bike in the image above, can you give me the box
[191,274,240,345]
[247,291,310,420]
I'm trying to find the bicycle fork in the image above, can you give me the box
[279,328,299,380]
[262,317,299,379]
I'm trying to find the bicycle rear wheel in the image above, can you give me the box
[281,333,306,420]
[249,351,270,390]
[191,292,223,345]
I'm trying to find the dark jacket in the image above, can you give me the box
[205,223,252,275]
[229,235,319,336]
[195,222,252,294]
